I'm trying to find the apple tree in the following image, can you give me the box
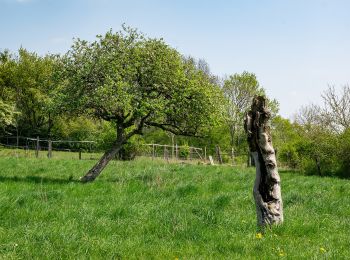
[57,26,223,182]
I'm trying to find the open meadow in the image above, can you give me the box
[0,156,349,259]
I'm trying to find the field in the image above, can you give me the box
[0,156,349,259]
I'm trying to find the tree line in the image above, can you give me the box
[0,25,349,179]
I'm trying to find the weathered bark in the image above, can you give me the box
[244,96,283,227]
[229,124,236,147]
[80,141,123,183]
[80,125,125,183]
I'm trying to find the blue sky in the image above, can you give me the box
[1,0,349,118]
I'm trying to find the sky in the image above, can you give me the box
[1,0,349,118]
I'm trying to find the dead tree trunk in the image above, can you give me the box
[244,96,283,227]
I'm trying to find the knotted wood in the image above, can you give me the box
[244,96,283,227]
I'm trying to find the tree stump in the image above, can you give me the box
[244,96,283,227]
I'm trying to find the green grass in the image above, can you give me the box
[0,146,103,160]
[0,156,349,259]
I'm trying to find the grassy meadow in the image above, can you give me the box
[0,155,349,259]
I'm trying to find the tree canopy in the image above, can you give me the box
[222,71,278,147]
[57,26,224,181]
[0,48,57,136]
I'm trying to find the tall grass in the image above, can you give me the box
[0,157,349,259]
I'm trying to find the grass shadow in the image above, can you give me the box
[0,175,80,185]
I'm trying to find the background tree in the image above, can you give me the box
[0,100,17,129]
[0,49,57,137]
[320,85,350,132]
[271,116,303,168]
[222,72,278,151]
[0,51,15,129]
[58,26,223,182]
[281,85,350,178]
[223,72,262,148]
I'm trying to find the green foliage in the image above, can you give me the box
[118,135,148,160]
[272,115,350,178]
[52,116,100,141]
[279,143,300,168]
[50,116,117,151]
[222,72,279,149]
[0,157,349,258]
[0,48,57,136]
[142,128,171,145]
[336,128,350,178]
[57,26,223,140]
[179,142,190,159]
[0,100,17,128]
[272,116,302,168]
[1,27,349,181]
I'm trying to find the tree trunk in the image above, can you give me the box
[244,96,283,227]
[80,125,125,183]
[216,145,223,164]
[315,157,322,176]
[229,124,236,147]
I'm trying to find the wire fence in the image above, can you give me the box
[141,143,247,165]
[0,136,100,160]
[0,135,250,165]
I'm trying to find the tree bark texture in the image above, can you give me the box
[80,141,123,183]
[80,125,125,183]
[244,96,283,227]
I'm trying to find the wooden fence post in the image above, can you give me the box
[164,146,169,163]
[175,144,178,160]
[231,147,235,165]
[171,134,175,159]
[216,145,223,164]
[48,139,52,158]
[152,144,155,160]
[79,149,82,160]
[247,152,251,167]
[25,138,29,157]
[16,132,19,158]
[35,136,39,158]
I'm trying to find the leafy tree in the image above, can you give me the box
[271,116,303,168]
[0,100,17,129]
[337,128,350,178]
[295,103,341,176]
[296,85,350,133]
[222,72,278,148]
[0,51,18,132]
[293,85,350,177]
[0,49,57,137]
[321,85,350,132]
[57,26,223,182]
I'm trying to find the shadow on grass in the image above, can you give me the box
[0,175,80,185]
[279,168,350,180]
[279,169,301,174]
